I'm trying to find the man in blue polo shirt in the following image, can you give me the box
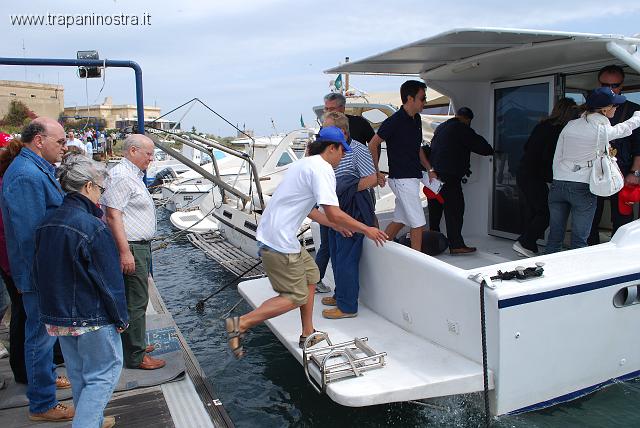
[369,80,436,252]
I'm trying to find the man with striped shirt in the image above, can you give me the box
[320,112,378,319]
[102,134,166,370]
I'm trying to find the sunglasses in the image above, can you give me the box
[599,82,622,89]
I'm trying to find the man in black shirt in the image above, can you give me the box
[428,107,494,254]
[589,65,640,244]
[369,80,435,252]
[324,93,375,145]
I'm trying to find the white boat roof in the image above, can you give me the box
[326,28,640,84]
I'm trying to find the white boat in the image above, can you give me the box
[238,28,640,417]
[169,129,309,233]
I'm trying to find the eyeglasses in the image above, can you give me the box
[599,81,623,89]
[40,134,67,146]
[93,182,106,194]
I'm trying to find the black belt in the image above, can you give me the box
[128,240,151,245]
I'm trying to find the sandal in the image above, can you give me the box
[56,375,71,389]
[298,330,327,349]
[225,316,245,359]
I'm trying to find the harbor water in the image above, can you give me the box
[153,208,640,427]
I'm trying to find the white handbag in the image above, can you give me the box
[589,124,624,197]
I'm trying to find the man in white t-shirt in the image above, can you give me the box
[65,131,85,154]
[225,126,387,358]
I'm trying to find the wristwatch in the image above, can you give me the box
[632,170,640,177]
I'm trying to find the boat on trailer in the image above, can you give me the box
[238,28,640,417]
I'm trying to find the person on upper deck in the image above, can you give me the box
[546,88,640,253]
[588,65,640,245]
[34,155,128,428]
[512,98,578,257]
[319,112,377,319]
[369,80,436,252]
[428,107,494,254]
[323,93,375,145]
[224,126,387,359]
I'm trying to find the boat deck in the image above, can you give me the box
[432,234,522,270]
[0,279,233,428]
[238,277,494,407]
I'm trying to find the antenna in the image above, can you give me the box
[22,39,26,80]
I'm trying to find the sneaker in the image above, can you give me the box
[321,296,336,306]
[512,241,537,258]
[322,307,357,319]
[29,403,75,422]
[315,280,332,294]
[0,343,8,359]
[102,415,116,428]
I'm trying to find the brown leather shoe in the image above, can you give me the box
[137,354,166,370]
[321,296,336,306]
[56,375,71,389]
[102,415,116,428]
[449,246,477,255]
[29,402,75,422]
[145,344,155,353]
[322,307,357,319]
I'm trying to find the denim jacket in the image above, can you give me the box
[34,192,128,329]
[0,147,64,292]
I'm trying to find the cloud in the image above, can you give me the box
[2,0,640,135]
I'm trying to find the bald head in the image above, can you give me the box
[21,117,66,164]
[123,134,154,171]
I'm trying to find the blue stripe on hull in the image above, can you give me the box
[498,272,640,309]
[508,369,640,415]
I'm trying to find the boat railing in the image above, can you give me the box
[146,129,259,209]
[188,134,265,211]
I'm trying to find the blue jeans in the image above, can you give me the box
[22,291,58,414]
[329,229,364,314]
[315,225,330,280]
[546,180,597,254]
[59,325,123,428]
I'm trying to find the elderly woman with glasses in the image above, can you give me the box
[33,154,128,428]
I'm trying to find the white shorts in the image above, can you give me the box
[388,178,426,228]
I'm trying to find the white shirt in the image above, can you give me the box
[101,158,157,241]
[256,155,339,253]
[85,141,93,157]
[553,111,640,183]
[66,138,84,151]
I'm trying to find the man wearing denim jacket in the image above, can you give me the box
[0,117,74,421]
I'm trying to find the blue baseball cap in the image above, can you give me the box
[316,126,351,152]
[586,87,626,108]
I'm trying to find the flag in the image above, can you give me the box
[300,114,305,128]
[334,74,343,91]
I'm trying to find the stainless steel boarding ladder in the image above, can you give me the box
[302,332,387,394]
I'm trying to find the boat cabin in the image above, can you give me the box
[239,28,640,416]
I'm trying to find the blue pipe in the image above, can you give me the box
[0,57,145,134]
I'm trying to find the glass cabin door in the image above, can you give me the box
[490,77,554,238]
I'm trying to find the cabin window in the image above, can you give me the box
[276,152,293,167]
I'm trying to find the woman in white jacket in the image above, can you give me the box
[546,87,640,253]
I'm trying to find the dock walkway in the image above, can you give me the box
[0,278,233,428]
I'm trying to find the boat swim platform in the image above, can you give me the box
[238,278,494,407]
[0,277,233,428]
[188,231,265,279]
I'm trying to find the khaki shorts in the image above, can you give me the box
[260,246,320,306]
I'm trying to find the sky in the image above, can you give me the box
[2,0,640,136]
